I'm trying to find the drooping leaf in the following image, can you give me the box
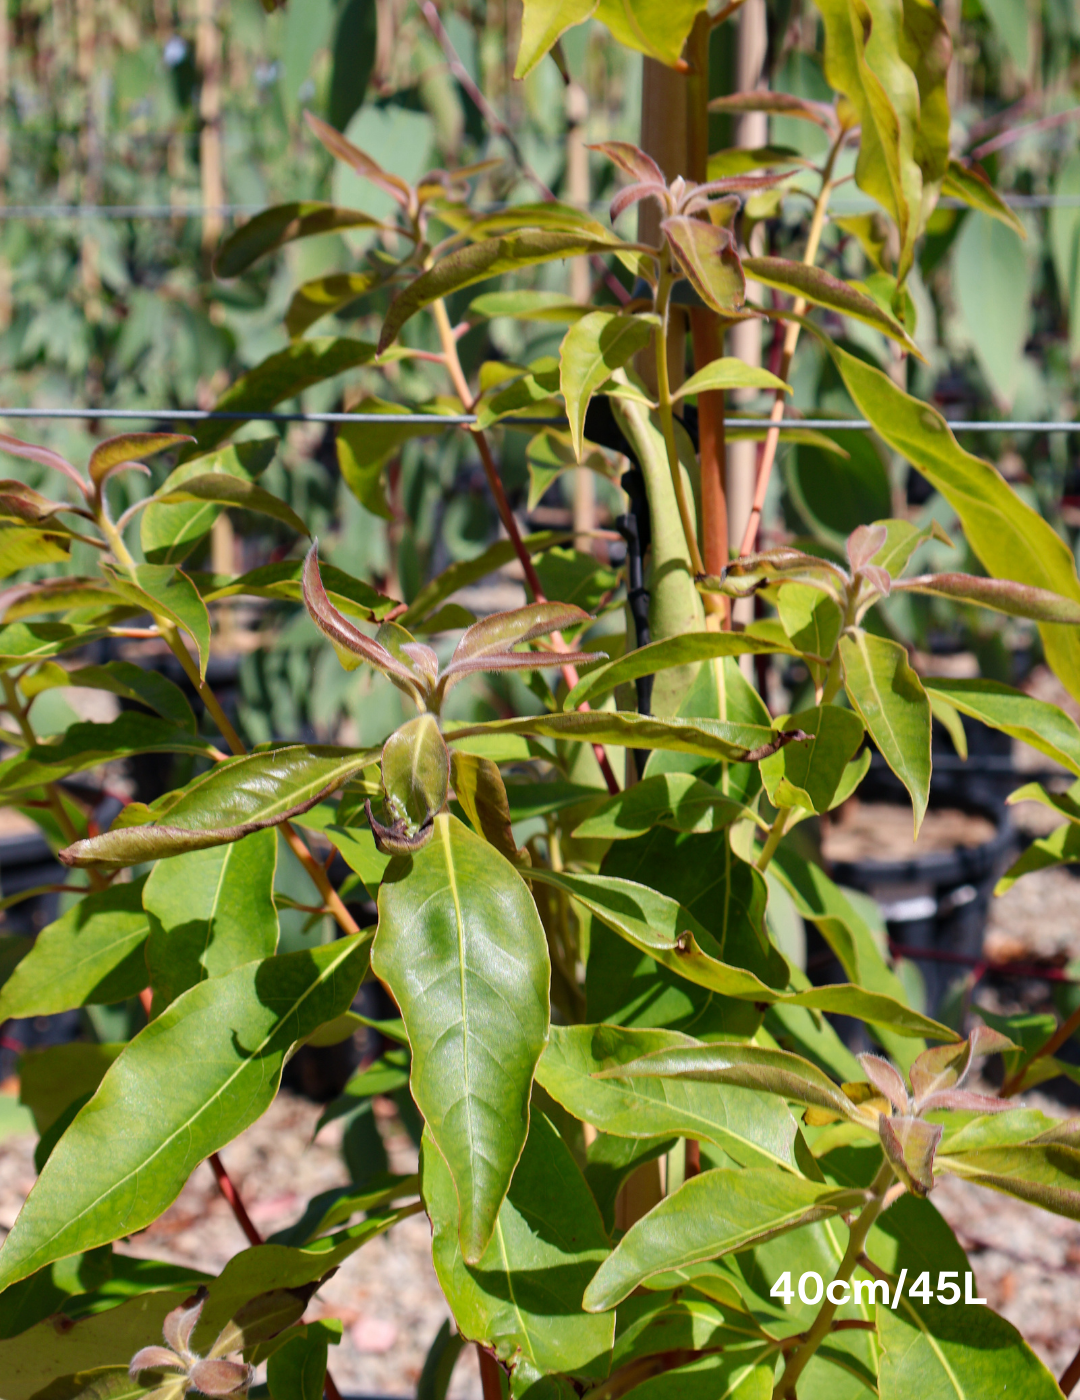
[450,710,788,763]
[535,1025,799,1170]
[58,746,378,869]
[831,343,1080,704]
[378,233,623,351]
[87,435,191,489]
[0,937,369,1289]
[449,750,527,865]
[896,571,1080,624]
[559,311,654,460]
[922,677,1080,776]
[759,706,865,813]
[371,814,550,1262]
[744,256,921,353]
[144,829,278,1009]
[100,565,211,680]
[0,524,71,576]
[0,880,150,1021]
[841,629,931,835]
[215,203,390,278]
[140,439,279,566]
[941,159,1026,238]
[423,1112,614,1383]
[22,661,196,731]
[583,1169,863,1312]
[152,475,309,538]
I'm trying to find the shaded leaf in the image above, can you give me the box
[141,439,279,566]
[923,677,1080,776]
[215,203,389,278]
[760,706,865,813]
[22,661,196,731]
[87,435,190,490]
[286,270,385,338]
[941,158,1026,239]
[153,475,308,538]
[661,217,745,315]
[572,772,746,840]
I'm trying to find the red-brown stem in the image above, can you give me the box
[323,1373,345,1400]
[1002,1002,1080,1097]
[1060,1343,1080,1396]
[689,311,731,626]
[684,1139,701,1177]
[478,1346,505,1400]
[208,1152,263,1247]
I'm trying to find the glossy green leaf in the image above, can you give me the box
[536,1025,798,1169]
[200,557,395,622]
[831,343,1080,705]
[661,217,745,314]
[941,158,1026,238]
[379,714,450,838]
[0,879,150,1021]
[744,256,920,353]
[23,661,196,731]
[371,813,550,1262]
[59,746,378,869]
[775,585,843,687]
[559,311,654,460]
[139,439,278,565]
[144,829,278,1009]
[0,935,369,1289]
[286,270,385,338]
[453,710,783,763]
[616,1355,772,1400]
[673,357,788,401]
[563,625,794,710]
[584,1168,862,1311]
[0,622,111,665]
[378,233,622,351]
[922,677,1080,776]
[19,1044,125,1134]
[152,474,308,537]
[877,1290,1061,1397]
[186,338,378,455]
[0,715,216,800]
[215,202,389,277]
[760,706,864,813]
[935,1132,1080,1220]
[423,1112,613,1383]
[841,630,931,835]
[101,565,211,679]
[571,772,746,840]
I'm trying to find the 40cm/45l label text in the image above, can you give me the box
[771,1269,987,1308]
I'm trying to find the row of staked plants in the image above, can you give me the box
[6,1,1080,1398]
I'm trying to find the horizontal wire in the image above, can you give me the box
[0,406,1076,432]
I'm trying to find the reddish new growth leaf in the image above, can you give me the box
[858,1053,910,1113]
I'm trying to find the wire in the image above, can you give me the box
[0,407,1076,432]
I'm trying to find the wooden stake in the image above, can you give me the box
[197,0,224,256]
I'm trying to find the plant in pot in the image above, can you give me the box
[6,3,1080,1399]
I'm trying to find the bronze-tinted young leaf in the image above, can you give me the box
[449,750,527,866]
[452,601,592,663]
[87,435,192,489]
[302,542,427,701]
[743,256,921,354]
[707,91,837,129]
[879,1115,941,1195]
[894,572,1080,624]
[661,217,745,315]
[588,140,665,185]
[378,232,622,351]
[215,203,391,278]
[700,548,847,599]
[0,432,89,497]
[380,715,450,839]
[0,479,81,524]
[372,813,550,1262]
[941,159,1026,239]
[859,1054,910,1112]
[303,110,412,206]
[59,745,378,868]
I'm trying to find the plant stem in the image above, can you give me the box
[739,131,846,558]
[1002,1001,1080,1097]
[772,1158,895,1399]
[160,626,246,756]
[208,1151,263,1246]
[755,806,791,872]
[1060,1342,1080,1396]
[654,265,706,582]
[477,1346,505,1400]
[280,820,361,936]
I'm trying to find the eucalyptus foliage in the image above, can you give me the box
[4,3,1080,1399]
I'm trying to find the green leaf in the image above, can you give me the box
[423,1111,614,1382]
[868,516,953,578]
[673,357,789,401]
[22,661,196,731]
[451,710,784,762]
[941,159,1026,238]
[0,524,70,576]
[470,290,590,323]
[0,880,150,1021]
[200,557,395,622]
[661,217,745,314]
[877,1289,1062,1397]
[0,622,111,665]
[584,1135,675,1235]
[101,565,211,680]
[744,256,921,353]
[0,1290,193,1400]
[58,746,378,869]
[87,434,190,490]
[371,813,549,1262]
[336,399,450,518]
[613,1355,772,1400]
[583,1168,863,1311]
[841,630,931,835]
[954,213,1031,406]
[515,0,596,77]
[571,772,746,840]
[923,677,1080,776]
[0,936,369,1289]
[536,1025,798,1169]
[285,270,385,338]
[19,1044,125,1134]
[144,829,278,1009]
[775,585,843,686]
[139,439,278,565]
[377,233,623,351]
[266,1329,327,1400]
[185,338,378,455]
[450,750,527,865]
[380,714,450,838]
[0,715,216,800]
[760,706,864,813]
[215,202,388,277]
[152,474,308,538]
[783,436,892,552]
[268,1173,419,1247]
[563,625,794,710]
[934,1130,1080,1220]
[559,312,654,460]
[831,342,1080,704]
